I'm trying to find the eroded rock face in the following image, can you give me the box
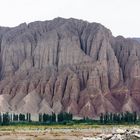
[0,18,140,117]
[133,38,140,43]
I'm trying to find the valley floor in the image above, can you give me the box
[0,125,140,140]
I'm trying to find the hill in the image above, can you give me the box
[0,18,140,118]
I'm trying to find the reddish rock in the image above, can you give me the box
[0,18,139,117]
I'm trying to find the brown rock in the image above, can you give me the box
[0,18,139,118]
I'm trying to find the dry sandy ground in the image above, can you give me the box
[0,126,139,140]
[0,128,104,140]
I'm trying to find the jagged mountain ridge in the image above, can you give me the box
[0,17,140,118]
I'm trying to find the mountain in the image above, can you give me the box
[133,38,140,43]
[0,17,140,118]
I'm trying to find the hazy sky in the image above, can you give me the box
[0,0,139,37]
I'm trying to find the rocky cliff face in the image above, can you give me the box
[0,17,140,118]
[133,38,140,43]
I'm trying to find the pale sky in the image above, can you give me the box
[0,0,139,37]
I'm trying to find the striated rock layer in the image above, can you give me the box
[0,17,140,118]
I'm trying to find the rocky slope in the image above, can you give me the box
[133,38,140,43]
[0,17,140,118]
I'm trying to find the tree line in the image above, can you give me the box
[0,112,73,125]
[100,112,137,124]
[0,111,139,125]
[0,113,31,125]
[39,112,73,123]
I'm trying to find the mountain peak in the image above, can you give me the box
[0,18,139,118]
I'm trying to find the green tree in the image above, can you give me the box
[2,113,10,125]
[100,113,103,124]
[133,112,137,123]
[43,113,49,122]
[69,113,73,121]
[28,113,31,122]
[51,113,56,122]
[0,113,2,124]
[57,112,64,122]
[120,112,124,123]
[39,113,43,122]
[19,113,25,121]
[13,114,18,121]
[26,113,29,122]
[104,112,109,124]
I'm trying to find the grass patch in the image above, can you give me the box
[0,123,140,131]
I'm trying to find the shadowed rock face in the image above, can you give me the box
[0,17,140,118]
